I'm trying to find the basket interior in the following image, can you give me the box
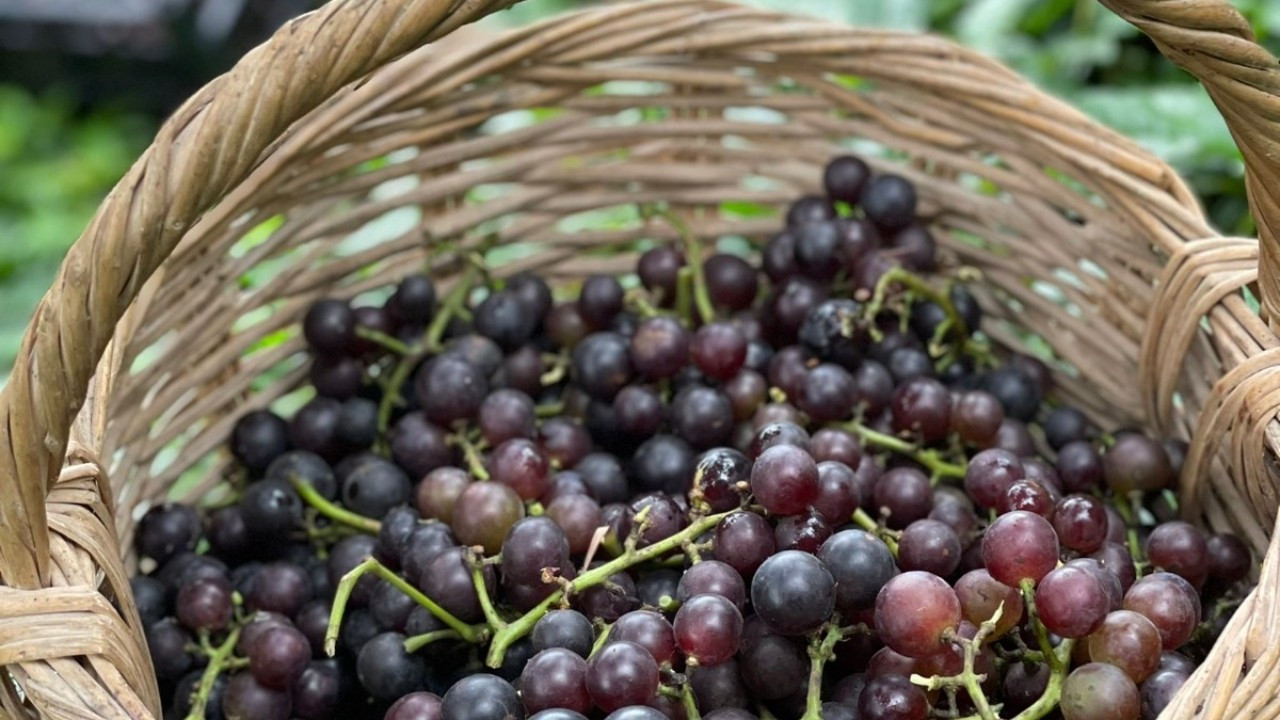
[101,0,1263,558]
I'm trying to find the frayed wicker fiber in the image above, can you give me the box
[2,0,1279,717]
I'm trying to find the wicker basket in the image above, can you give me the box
[2,0,1278,717]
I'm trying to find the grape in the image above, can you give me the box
[674,594,744,665]
[799,299,866,367]
[441,674,525,720]
[420,547,496,623]
[604,708,668,720]
[851,361,895,419]
[857,674,928,720]
[415,468,469,525]
[1054,494,1108,554]
[800,364,858,423]
[890,377,950,444]
[414,356,489,427]
[575,452,629,505]
[500,517,576,611]
[146,618,195,680]
[1090,541,1138,592]
[860,175,917,232]
[1044,406,1090,450]
[477,389,536,446]
[670,386,735,450]
[750,444,819,515]
[605,610,675,666]
[487,438,551,501]
[636,569,682,612]
[677,560,747,609]
[223,672,292,720]
[891,224,937,271]
[875,571,961,658]
[638,246,685,302]
[614,385,664,438]
[1123,573,1200,650]
[532,609,595,657]
[795,220,842,280]
[763,231,799,282]
[240,479,303,541]
[586,640,660,713]
[872,467,931,529]
[473,290,536,351]
[788,194,836,227]
[176,577,233,632]
[247,562,313,617]
[631,316,691,380]
[897,519,961,577]
[751,550,835,635]
[693,448,751,513]
[750,422,811,457]
[386,692,444,720]
[768,277,829,344]
[388,274,437,324]
[132,576,168,628]
[1145,521,1209,588]
[1206,532,1251,585]
[1087,610,1162,682]
[1056,441,1104,494]
[545,494,603,555]
[824,155,871,203]
[951,390,1004,446]
[579,275,626,330]
[137,503,202,564]
[451,481,525,554]
[819,530,897,614]
[342,457,411,519]
[521,648,591,714]
[400,522,458,589]
[1035,565,1109,638]
[620,493,687,548]
[775,510,832,554]
[1003,661,1050,714]
[739,634,807,700]
[965,449,1024,509]
[1105,434,1174,493]
[811,461,861,525]
[1140,668,1190,720]
[392,412,456,479]
[982,510,1059,587]
[250,624,312,690]
[173,669,227,720]
[1061,663,1140,720]
[576,568,639,622]
[724,370,767,421]
[1068,557,1124,611]
[713,512,776,577]
[1001,479,1054,517]
[955,569,1022,638]
[689,659,750,711]
[689,322,749,381]
[530,712,588,720]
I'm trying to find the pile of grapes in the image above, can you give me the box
[133,155,1254,720]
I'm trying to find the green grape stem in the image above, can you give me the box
[355,326,412,356]
[183,627,241,720]
[324,557,489,657]
[289,478,381,535]
[851,507,900,556]
[838,420,966,482]
[484,510,734,668]
[681,680,702,720]
[645,205,715,325]
[453,433,491,481]
[800,623,850,720]
[403,629,464,653]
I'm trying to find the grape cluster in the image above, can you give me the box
[136,154,1253,720]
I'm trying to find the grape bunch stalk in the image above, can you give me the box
[133,154,1253,720]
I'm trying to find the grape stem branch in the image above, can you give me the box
[290,478,381,534]
[183,627,241,720]
[837,420,966,481]
[801,623,851,720]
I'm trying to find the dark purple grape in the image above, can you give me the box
[1001,479,1054,518]
[474,290,537,351]
[955,568,1022,638]
[1035,565,1109,638]
[704,254,759,312]
[579,275,626,330]
[609,610,676,666]
[1124,573,1200,650]
[1141,668,1189,720]
[392,412,455,479]
[739,633,806,700]
[713,511,775,578]
[857,674,928,720]
[546,302,590,349]
[415,356,489,427]
[1105,434,1174,493]
[295,601,332,657]
[689,659,749,712]
[266,450,337,501]
[891,223,937,272]
[677,560,746,609]
[586,640,660,713]
[965,448,1024,510]
[1088,609,1162,682]
[693,448,751,513]
[533,609,595,657]
[691,322,748,381]
[137,503,201,565]
[386,692,443,720]
[787,195,835,227]
[630,317,690,380]
[304,298,355,355]
[674,593,743,666]
[176,577,233,632]
[811,461,860,524]
[762,231,798,283]
[1206,532,1251,585]
[223,672,292,720]
[146,618,195,681]
[750,444,818,516]
[751,550,835,635]
[630,434,696,496]
[795,220,842,280]
[1054,494,1108,554]
[478,389,537,446]
[522,648,591,714]
[419,547,497,623]
[897,519,961,577]
[951,390,1004,447]
[824,155,871,203]
[638,246,685,303]
[576,568,639,623]
[451,481,524,554]
[249,624,311,690]
[231,410,291,475]
[775,510,832,554]
[575,452,629,505]
[891,377,950,444]
[389,275,437,325]
[799,363,857,423]
[545,494,603,556]
[1044,406,1090,450]
[1145,521,1209,588]
[620,493,687,548]
[613,385,664,438]
[501,517,576,611]
[872,467,931,529]
[241,479,303,541]
[1057,441,1104,493]
[371,580,417,632]
[820,530,897,614]
[441,673,524,720]
[572,332,635,401]
[342,457,411,519]
[749,422,811,458]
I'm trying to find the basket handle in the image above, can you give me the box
[0,0,523,589]
[1099,0,1280,327]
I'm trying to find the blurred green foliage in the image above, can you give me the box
[1,0,1273,379]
